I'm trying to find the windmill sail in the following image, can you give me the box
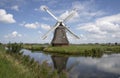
[43,7,58,21]
[42,22,60,39]
[63,9,76,22]
[64,26,79,39]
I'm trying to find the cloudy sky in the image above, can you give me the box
[0,0,120,44]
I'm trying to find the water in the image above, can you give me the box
[22,49,120,78]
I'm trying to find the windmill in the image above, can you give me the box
[42,6,79,46]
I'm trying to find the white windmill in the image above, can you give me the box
[42,6,79,46]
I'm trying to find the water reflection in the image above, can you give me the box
[22,49,120,78]
[51,55,68,73]
[22,49,52,65]
[67,54,120,78]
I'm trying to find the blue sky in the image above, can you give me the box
[0,0,120,44]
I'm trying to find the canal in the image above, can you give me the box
[22,49,120,78]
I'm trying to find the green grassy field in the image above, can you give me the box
[23,44,45,51]
[23,44,120,56]
[43,45,120,55]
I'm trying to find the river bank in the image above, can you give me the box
[0,45,34,78]
[23,44,120,55]
[21,46,120,78]
[0,44,67,78]
[2,43,120,78]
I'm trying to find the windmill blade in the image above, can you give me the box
[43,7,58,21]
[64,26,79,39]
[63,11,75,22]
[63,9,77,22]
[42,22,60,39]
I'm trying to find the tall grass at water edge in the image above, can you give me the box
[0,43,68,78]
[0,44,34,78]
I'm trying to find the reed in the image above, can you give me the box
[0,45,34,78]
[5,43,67,78]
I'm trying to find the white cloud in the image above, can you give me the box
[77,13,120,42]
[4,31,22,38]
[79,23,107,35]
[38,1,104,23]
[96,14,120,33]
[35,5,48,11]
[112,32,120,38]
[82,11,105,17]
[22,22,50,30]
[24,22,40,29]
[0,9,16,23]
[59,10,79,22]
[38,31,42,34]
[68,0,105,23]
[41,23,51,30]
[88,34,106,39]
[36,5,79,22]
[11,5,19,11]
[78,13,120,33]
[57,0,105,24]
[59,11,69,20]
[12,31,18,37]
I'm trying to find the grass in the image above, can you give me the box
[43,45,120,56]
[23,44,120,56]
[23,44,45,51]
[0,45,34,78]
[0,44,67,78]
[1,43,119,77]
[22,44,120,57]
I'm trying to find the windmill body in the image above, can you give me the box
[42,6,79,46]
[52,22,69,46]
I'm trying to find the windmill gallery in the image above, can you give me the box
[42,6,79,46]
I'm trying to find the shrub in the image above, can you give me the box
[7,42,23,54]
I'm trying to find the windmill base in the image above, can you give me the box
[52,43,69,46]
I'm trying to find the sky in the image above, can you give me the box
[0,0,120,44]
